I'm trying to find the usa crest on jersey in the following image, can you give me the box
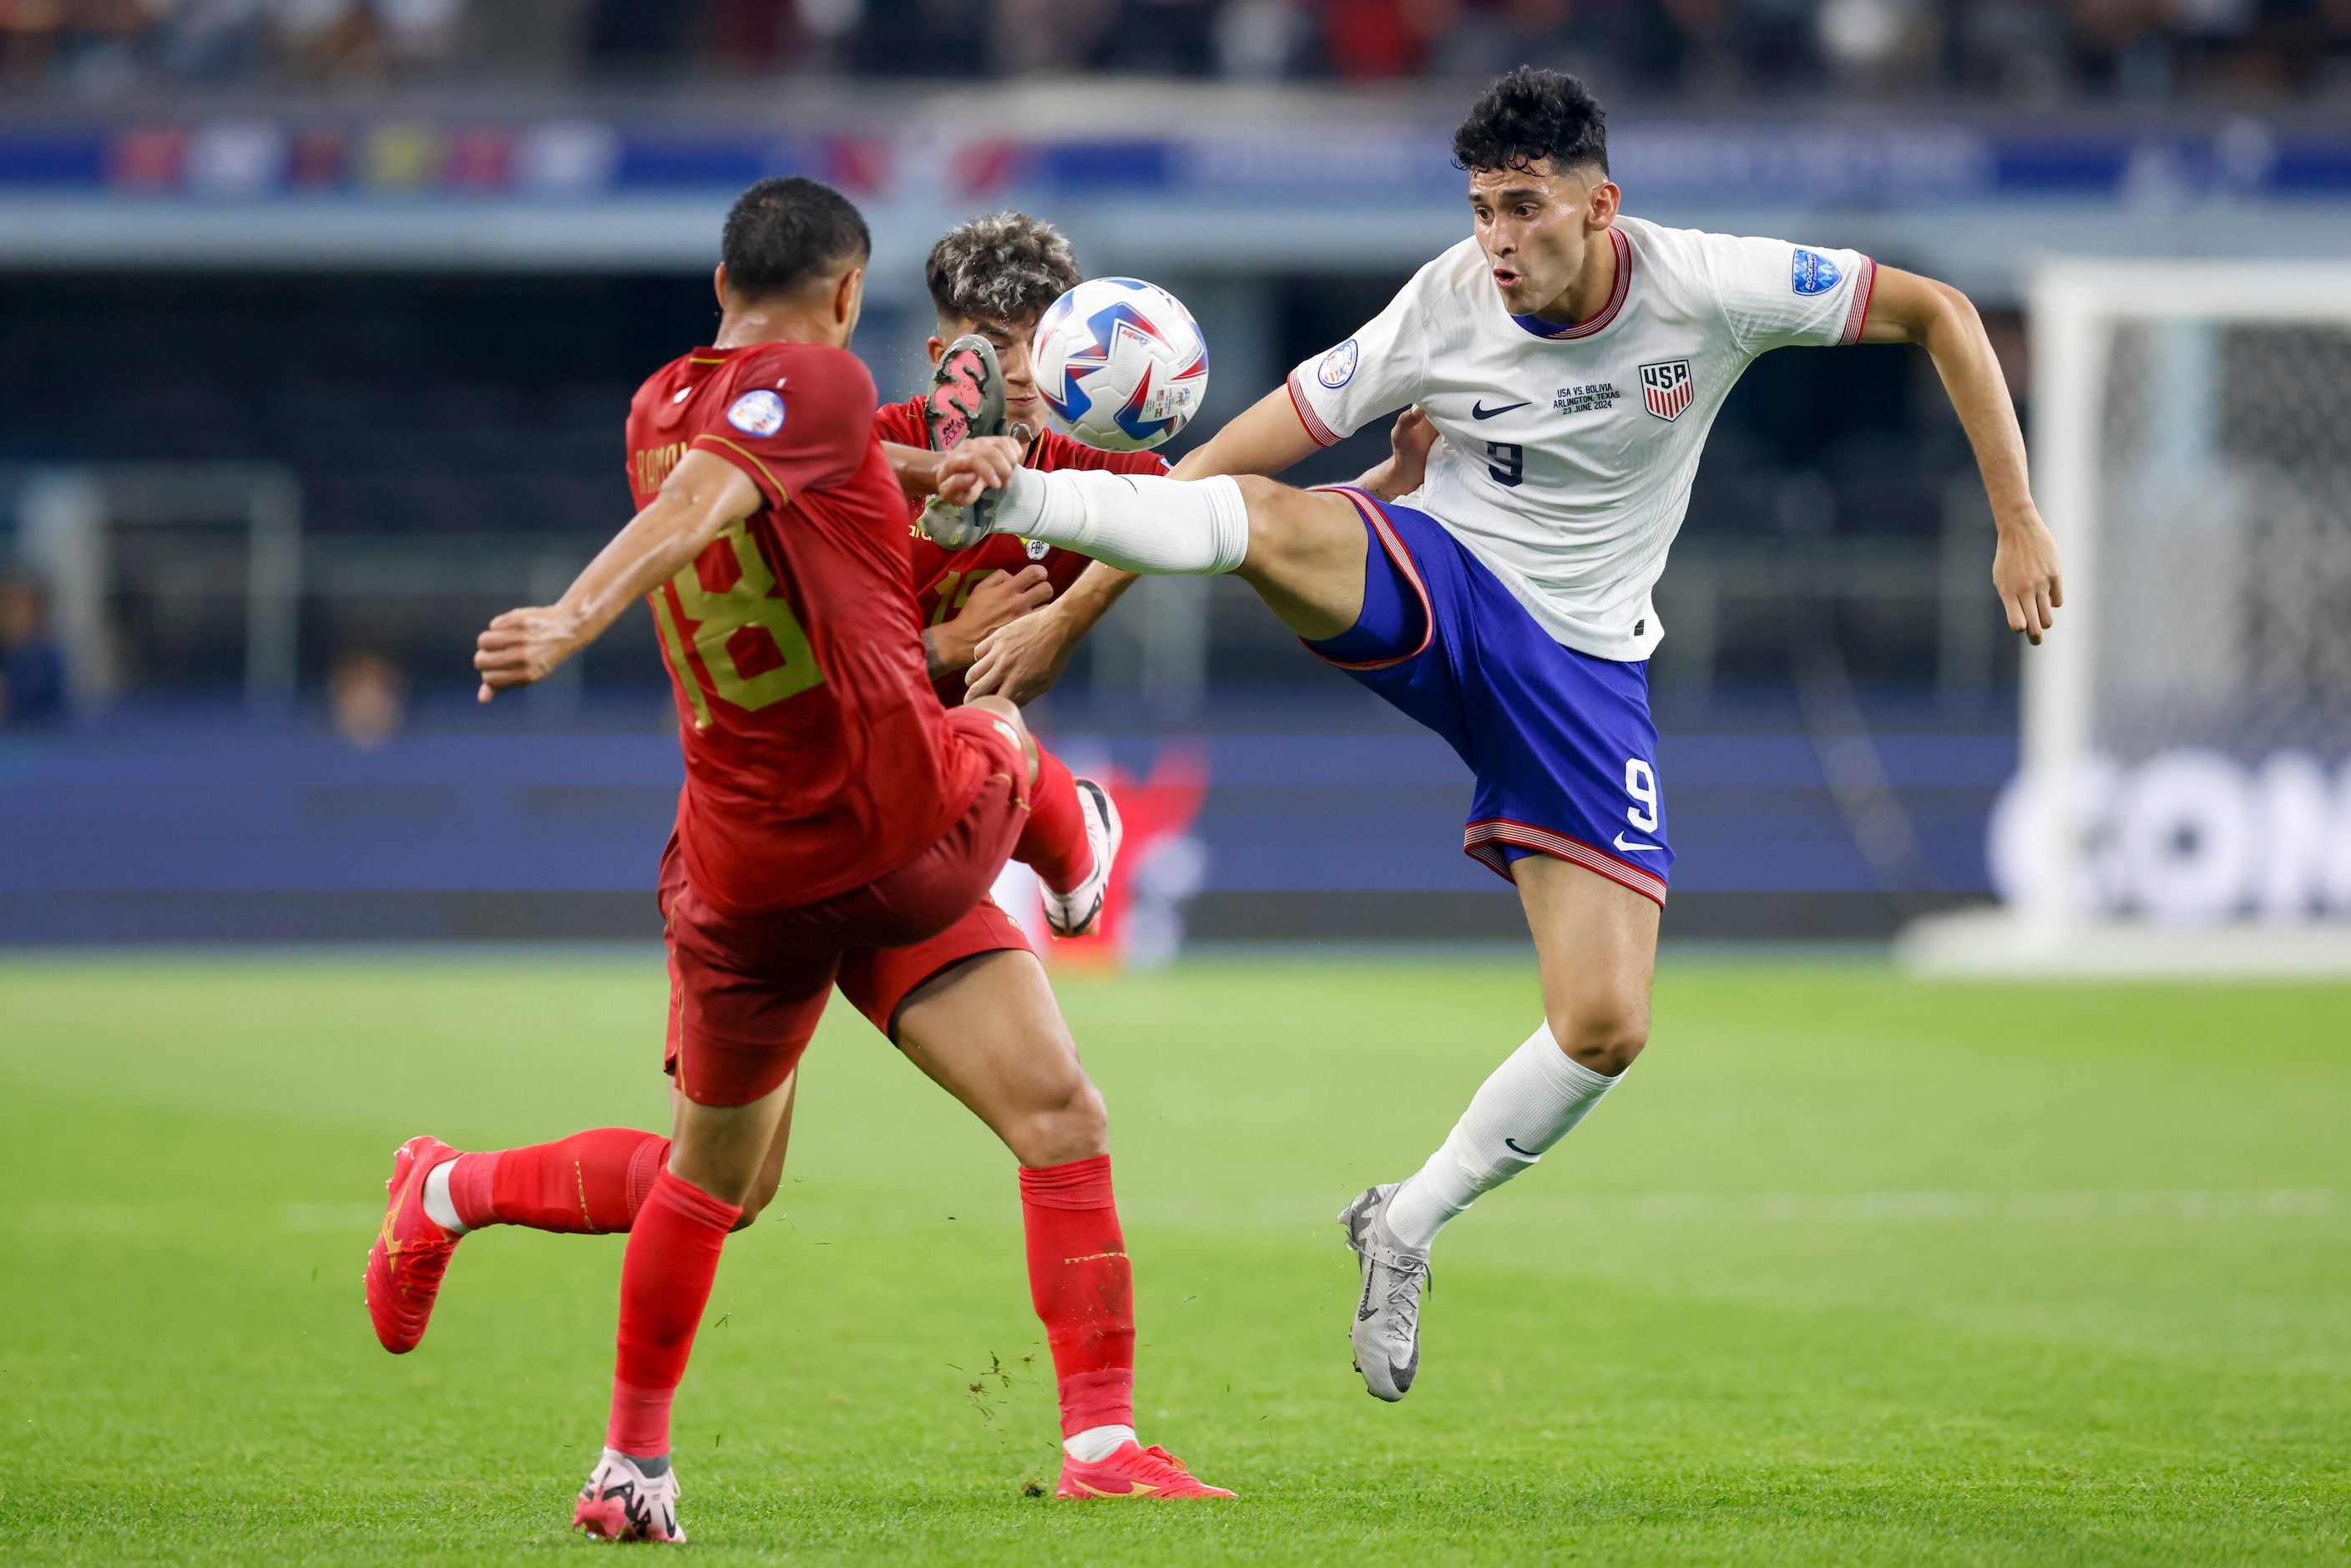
[1639,360,1693,422]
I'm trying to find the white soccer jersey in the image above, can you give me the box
[1286,216,1876,662]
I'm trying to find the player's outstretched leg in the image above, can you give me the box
[926,464,1373,644]
[929,466,1250,575]
[364,1127,672,1354]
[1346,859,1652,1401]
[887,952,1233,1500]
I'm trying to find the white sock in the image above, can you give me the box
[1064,1424,1138,1463]
[1382,1023,1623,1251]
[991,468,1249,575]
[422,1158,468,1233]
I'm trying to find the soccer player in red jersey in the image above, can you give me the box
[364,179,1226,1542]
[873,212,1173,708]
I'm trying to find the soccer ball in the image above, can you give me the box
[1031,278,1210,452]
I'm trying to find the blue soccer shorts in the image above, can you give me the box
[1301,488,1671,906]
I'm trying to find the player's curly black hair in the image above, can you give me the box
[1452,67,1610,178]
[924,212,1082,327]
[720,176,872,301]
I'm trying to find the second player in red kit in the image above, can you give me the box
[866,211,1169,707]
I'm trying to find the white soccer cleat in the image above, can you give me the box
[574,1450,685,1544]
[1039,777,1122,939]
[1340,1183,1429,1402]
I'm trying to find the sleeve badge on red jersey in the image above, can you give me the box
[726,389,786,437]
[1024,537,1049,560]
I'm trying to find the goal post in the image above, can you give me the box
[1902,259,2351,975]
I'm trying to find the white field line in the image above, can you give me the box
[2,1190,2339,1236]
[1120,1189,2346,1229]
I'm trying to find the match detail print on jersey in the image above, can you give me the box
[649,522,824,728]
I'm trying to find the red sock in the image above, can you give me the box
[1019,1155,1135,1439]
[443,1129,670,1234]
[607,1170,741,1457]
[1017,749,1093,896]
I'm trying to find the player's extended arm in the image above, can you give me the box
[1168,384,1324,483]
[473,448,759,701]
[965,559,1135,704]
[1860,267,2063,645]
[924,564,1054,681]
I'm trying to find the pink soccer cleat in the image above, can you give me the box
[363,1134,464,1354]
[574,1451,685,1543]
[1056,1440,1235,1500]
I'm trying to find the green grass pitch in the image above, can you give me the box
[3,948,2348,1565]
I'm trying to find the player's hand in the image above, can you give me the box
[1992,509,2063,645]
[934,436,1023,506]
[1388,405,1437,489]
[1353,405,1438,501]
[967,602,1079,705]
[473,605,579,702]
[930,565,1054,674]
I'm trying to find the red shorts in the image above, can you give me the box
[660,707,1029,1106]
[835,895,1032,1039]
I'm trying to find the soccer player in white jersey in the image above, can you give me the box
[936,67,2065,1401]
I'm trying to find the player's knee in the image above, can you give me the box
[965,692,1025,741]
[1547,1003,1649,1076]
[733,1172,782,1228]
[1014,1073,1108,1167]
[963,692,1038,782]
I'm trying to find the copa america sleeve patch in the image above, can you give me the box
[1317,339,1359,389]
[726,388,786,437]
[1791,250,1843,296]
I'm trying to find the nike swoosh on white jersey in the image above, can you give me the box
[1613,833,1664,853]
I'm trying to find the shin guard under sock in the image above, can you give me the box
[992,469,1249,575]
[1016,749,1093,896]
[444,1129,670,1235]
[607,1170,741,1457]
[1383,1023,1622,1250]
[1019,1155,1135,1439]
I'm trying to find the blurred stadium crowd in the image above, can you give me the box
[5,0,2349,101]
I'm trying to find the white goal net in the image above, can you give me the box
[1908,260,2351,973]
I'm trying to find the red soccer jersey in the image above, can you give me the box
[872,394,1168,703]
[627,345,983,915]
